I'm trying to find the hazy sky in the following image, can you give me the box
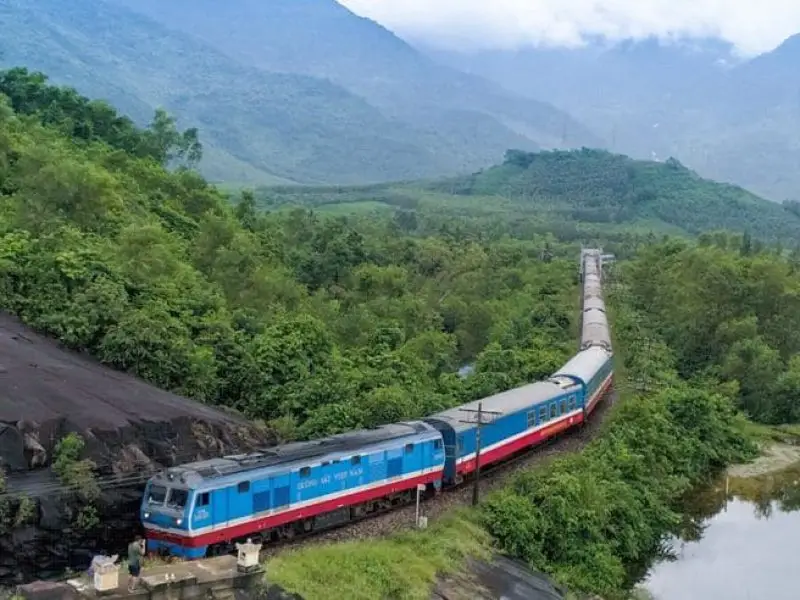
[338,0,800,56]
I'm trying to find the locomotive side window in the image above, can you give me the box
[405,443,414,454]
[300,467,311,477]
[433,439,443,450]
[350,456,361,465]
[197,492,210,507]
[237,481,250,493]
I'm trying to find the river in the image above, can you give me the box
[640,454,800,600]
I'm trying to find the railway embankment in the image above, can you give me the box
[0,313,265,584]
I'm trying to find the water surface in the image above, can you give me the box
[642,462,800,600]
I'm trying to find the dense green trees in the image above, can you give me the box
[623,235,800,424]
[0,72,576,440]
[0,68,202,168]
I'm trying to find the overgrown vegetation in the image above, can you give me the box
[268,512,491,600]
[0,474,34,536]
[52,433,101,531]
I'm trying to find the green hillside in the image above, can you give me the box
[254,149,800,245]
[441,149,800,242]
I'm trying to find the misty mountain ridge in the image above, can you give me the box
[1,0,600,185]
[425,33,800,201]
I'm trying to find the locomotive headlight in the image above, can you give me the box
[144,512,150,519]
[176,518,183,526]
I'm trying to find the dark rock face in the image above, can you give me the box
[432,555,568,600]
[0,313,269,585]
[0,425,26,472]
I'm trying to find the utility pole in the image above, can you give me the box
[459,402,501,506]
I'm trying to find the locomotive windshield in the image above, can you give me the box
[167,488,189,510]
[147,484,167,505]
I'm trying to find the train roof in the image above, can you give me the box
[150,421,437,487]
[425,381,570,433]
[552,347,612,384]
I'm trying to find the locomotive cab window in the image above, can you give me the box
[350,456,361,466]
[147,485,167,505]
[197,492,210,507]
[300,467,312,477]
[237,481,250,493]
[433,439,443,450]
[167,488,188,509]
[405,443,414,454]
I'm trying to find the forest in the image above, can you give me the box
[0,68,793,599]
[0,68,577,443]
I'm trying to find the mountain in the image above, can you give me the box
[0,0,601,186]
[425,37,800,201]
[104,0,602,151]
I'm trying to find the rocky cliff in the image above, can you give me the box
[0,312,268,583]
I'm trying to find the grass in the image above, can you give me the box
[266,511,492,600]
[738,420,800,444]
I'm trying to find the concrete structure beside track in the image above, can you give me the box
[14,556,301,600]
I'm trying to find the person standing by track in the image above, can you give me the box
[127,535,144,592]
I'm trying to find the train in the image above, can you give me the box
[140,249,613,558]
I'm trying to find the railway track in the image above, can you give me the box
[255,390,616,560]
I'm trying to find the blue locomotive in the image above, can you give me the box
[142,249,614,558]
[142,421,444,557]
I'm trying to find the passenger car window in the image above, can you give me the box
[538,406,547,423]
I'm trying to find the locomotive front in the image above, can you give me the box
[141,468,203,558]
